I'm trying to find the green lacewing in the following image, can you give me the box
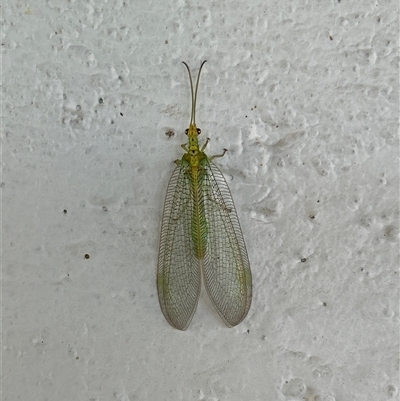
[157,61,252,330]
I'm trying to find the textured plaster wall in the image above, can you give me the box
[2,1,399,400]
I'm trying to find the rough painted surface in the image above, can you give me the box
[3,1,398,400]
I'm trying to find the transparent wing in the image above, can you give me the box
[157,164,201,330]
[201,159,252,327]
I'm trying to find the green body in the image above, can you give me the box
[157,62,252,330]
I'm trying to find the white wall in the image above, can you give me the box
[3,1,399,400]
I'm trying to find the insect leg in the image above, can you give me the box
[200,139,227,158]
[200,138,211,151]
[209,148,228,161]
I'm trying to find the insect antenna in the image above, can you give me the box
[182,60,207,126]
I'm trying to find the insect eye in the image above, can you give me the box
[185,129,188,135]
[197,128,201,135]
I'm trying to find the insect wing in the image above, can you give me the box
[157,164,201,330]
[202,160,252,327]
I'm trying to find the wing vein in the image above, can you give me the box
[201,160,252,327]
[157,164,201,330]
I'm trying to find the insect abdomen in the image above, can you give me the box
[189,168,208,260]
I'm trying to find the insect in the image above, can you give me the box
[157,61,252,330]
